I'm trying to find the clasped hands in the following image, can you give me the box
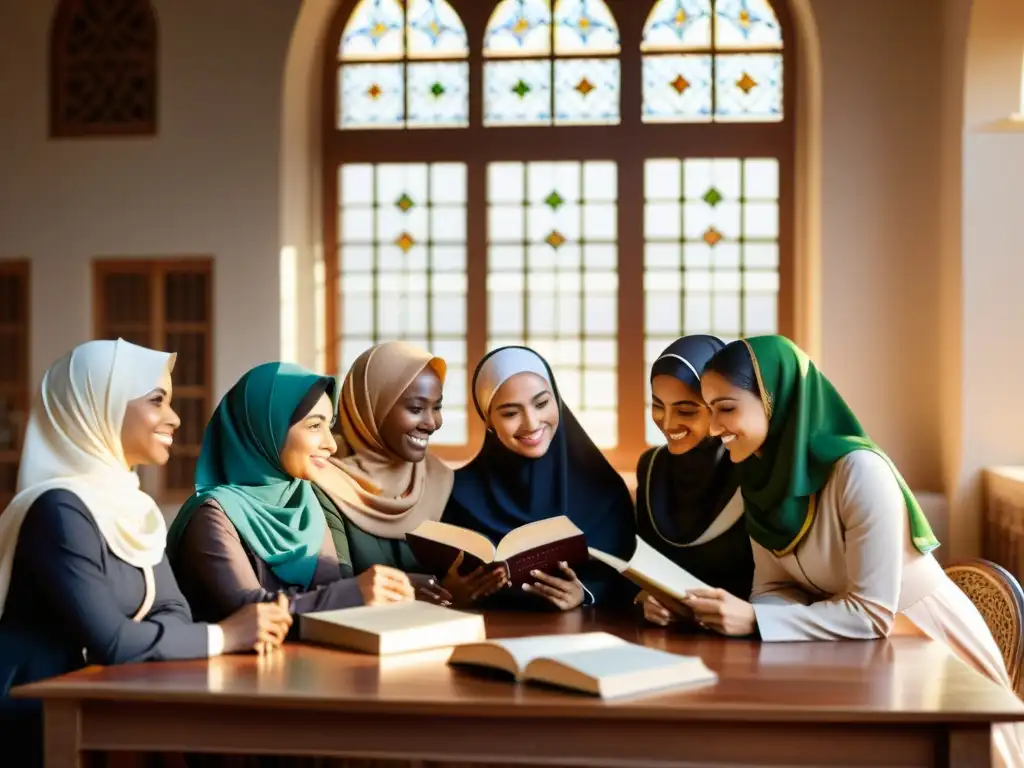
[640,588,757,637]
[442,552,585,611]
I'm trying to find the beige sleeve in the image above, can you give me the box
[749,542,813,605]
[753,451,905,642]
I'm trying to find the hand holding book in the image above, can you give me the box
[522,561,585,610]
[441,551,508,606]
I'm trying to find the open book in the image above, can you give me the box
[588,537,710,614]
[448,632,717,699]
[299,601,486,656]
[406,516,588,586]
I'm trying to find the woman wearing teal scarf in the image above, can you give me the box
[168,362,417,623]
[681,338,1018,694]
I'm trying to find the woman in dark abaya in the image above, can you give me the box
[636,335,754,626]
[440,346,635,610]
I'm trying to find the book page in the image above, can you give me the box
[487,632,625,673]
[409,520,497,563]
[590,537,710,601]
[306,601,476,634]
[539,643,695,681]
[495,515,583,561]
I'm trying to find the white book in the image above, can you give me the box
[589,537,711,614]
[448,631,717,699]
[299,601,486,656]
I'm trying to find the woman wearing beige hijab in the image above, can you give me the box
[310,341,454,598]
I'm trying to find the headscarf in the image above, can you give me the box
[446,346,633,560]
[0,339,173,618]
[167,362,337,588]
[642,335,740,545]
[731,335,939,556]
[311,341,453,540]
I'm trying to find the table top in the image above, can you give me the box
[15,609,1024,724]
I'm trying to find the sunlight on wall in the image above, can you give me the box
[1018,49,1024,117]
[314,253,326,374]
[280,246,298,363]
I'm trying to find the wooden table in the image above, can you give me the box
[14,609,1024,768]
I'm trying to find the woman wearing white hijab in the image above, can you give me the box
[0,340,291,765]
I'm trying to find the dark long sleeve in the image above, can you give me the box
[16,490,209,665]
[174,502,364,621]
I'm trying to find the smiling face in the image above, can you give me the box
[700,371,769,463]
[279,392,338,480]
[379,368,444,463]
[488,372,559,458]
[121,365,180,468]
[650,374,710,455]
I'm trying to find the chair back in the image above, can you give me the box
[944,558,1024,694]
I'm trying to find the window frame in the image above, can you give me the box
[0,260,30,511]
[92,257,214,503]
[323,0,796,471]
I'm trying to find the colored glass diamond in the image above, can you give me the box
[395,232,415,253]
[513,17,530,37]
[738,9,752,28]
[544,191,565,210]
[703,227,723,246]
[575,77,595,97]
[578,16,591,32]
[395,193,415,212]
[430,81,446,98]
[511,79,532,98]
[367,83,383,100]
[545,230,567,249]
[736,73,758,94]
[702,187,723,207]
[674,9,687,27]
[671,75,690,95]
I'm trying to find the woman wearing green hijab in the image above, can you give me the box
[680,336,1024,763]
[168,362,423,624]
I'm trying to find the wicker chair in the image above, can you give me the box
[944,558,1024,695]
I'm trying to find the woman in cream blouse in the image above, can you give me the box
[684,335,1022,767]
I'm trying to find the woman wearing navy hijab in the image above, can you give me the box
[636,335,753,626]
[441,346,635,610]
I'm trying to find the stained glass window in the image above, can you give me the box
[338,0,470,129]
[338,162,470,444]
[642,0,783,123]
[487,161,619,447]
[643,157,779,444]
[484,0,622,126]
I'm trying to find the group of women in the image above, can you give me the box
[0,333,1020,766]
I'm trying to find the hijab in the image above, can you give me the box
[735,335,939,556]
[167,362,337,588]
[0,339,173,618]
[311,341,453,540]
[642,335,740,545]
[446,346,633,559]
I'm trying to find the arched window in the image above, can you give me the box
[325,0,794,467]
[50,0,158,137]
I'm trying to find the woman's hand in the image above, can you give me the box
[522,562,585,611]
[680,587,757,637]
[357,565,416,606]
[409,573,453,606]
[218,593,292,654]
[441,552,508,606]
[639,592,679,626]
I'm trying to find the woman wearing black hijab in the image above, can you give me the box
[636,335,753,625]
[441,346,635,611]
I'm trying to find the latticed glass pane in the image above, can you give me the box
[641,0,712,52]
[553,0,620,55]
[485,60,553,126]
[554,58,620,124]
[484,0,553,57]
[337,162,469,444]
[714,0,783,49]
[487,161,619,448]
[641,0,784,123]
[338,0,468,130]
[715,53,782,122]
[407,0,470,58]
[642,54,712,122]
[339,0,405,60]
[643,157,779,445]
